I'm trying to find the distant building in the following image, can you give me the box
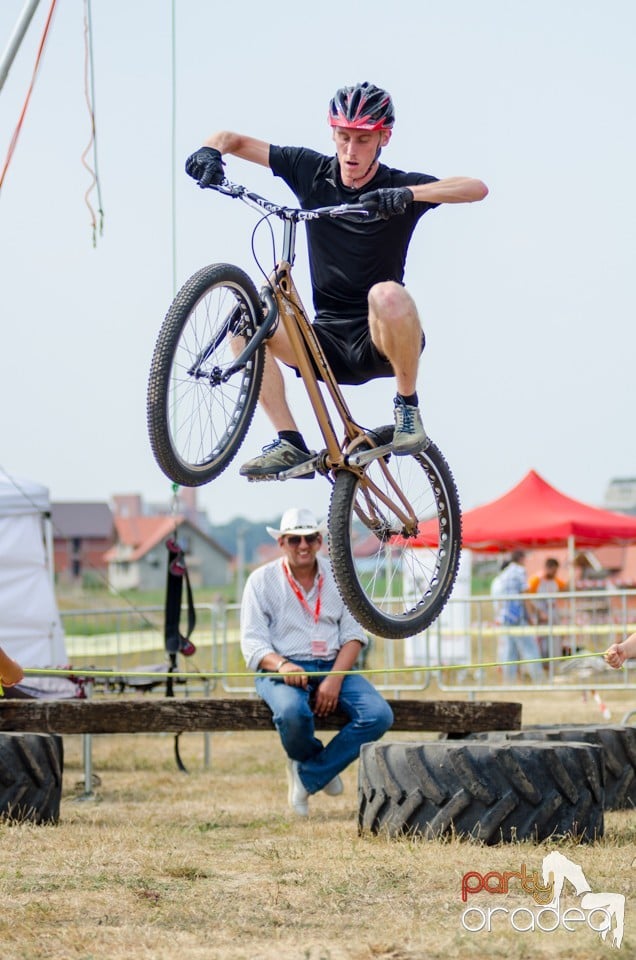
[52,492,233,591]
[104,514,232,592]
[142,486,214,537]
[51,502,115,584]
[604,477,636,516]
[111,494,144,518]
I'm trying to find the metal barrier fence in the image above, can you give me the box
[58,590,635,795]
[431,588,635,696]
[59,588,636,699]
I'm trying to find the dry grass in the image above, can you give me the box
[1,689,635,960]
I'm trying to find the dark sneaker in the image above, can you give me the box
[392,397,428,455]
[239,438,315,480]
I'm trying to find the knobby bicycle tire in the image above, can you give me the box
[147,263,265,486]
[328,427,462,639]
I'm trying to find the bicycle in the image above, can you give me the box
[147,180,462,640]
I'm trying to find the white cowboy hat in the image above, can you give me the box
[266,507,327,540]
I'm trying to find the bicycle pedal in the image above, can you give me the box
[271,454,319,482]
[277,467,316,481]
[245,472,315,482]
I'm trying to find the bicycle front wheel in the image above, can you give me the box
[328,426,461,639]
[147,263,265,486]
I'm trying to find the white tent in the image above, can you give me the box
[404,550,472,667]
[0,473,67,666]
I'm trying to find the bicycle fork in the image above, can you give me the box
[197,286,279,384]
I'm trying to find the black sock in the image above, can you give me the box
[397,392,419,407]
[278,430,309,453]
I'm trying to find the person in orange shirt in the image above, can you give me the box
[527,557,567,664]
[0,646,24,689]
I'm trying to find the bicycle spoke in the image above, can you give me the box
[147,265,264,485]
[329,428,461,638]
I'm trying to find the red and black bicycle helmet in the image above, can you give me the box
[328,81,395,131]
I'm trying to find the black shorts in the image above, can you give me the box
[287,315,425,387]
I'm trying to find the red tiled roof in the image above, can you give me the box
[104,515,185,562]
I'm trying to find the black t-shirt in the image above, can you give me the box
[269,145,438,320]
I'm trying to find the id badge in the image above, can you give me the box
[311,637,328,657]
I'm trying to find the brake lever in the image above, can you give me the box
[202,178,243,198]
[327,204,376,222]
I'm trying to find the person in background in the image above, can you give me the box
[527,557,567,667]
[604,632,636,668]
[0,646,24,690]
[490,557,511,672]
[240,506,393,816]
[492,550,542,683]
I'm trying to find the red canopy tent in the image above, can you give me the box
[413,469,636,553]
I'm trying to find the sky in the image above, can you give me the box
[1,0,635,528]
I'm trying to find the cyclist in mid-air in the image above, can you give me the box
[185,81,488,481]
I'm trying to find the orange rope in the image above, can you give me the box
[0,0,59,193]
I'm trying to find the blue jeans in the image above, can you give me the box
[499,632,543,682]
[255,658,394,794]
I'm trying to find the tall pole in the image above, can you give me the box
[236,526,246,601]
[0,0,42,93]
[170,0,177,296]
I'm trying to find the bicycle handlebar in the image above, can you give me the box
[208,178,376,222]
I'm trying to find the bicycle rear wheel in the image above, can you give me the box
[328,426,461,639]
[147,263,265,486]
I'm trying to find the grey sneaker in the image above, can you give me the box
[392,397,428,455]
[239,438,315,480]
[322,774,344,797]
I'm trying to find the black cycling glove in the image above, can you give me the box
[185,147,225,187]
[359,187,414,219]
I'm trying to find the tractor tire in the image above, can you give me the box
[358,740,604,843]
[470,724,636,811]
[0,733,63,824]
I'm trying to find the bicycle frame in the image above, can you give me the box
[211,181,420,532]
[149,179,463,637]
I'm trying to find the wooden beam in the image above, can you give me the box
[0,698,521,735]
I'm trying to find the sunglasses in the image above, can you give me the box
[285,533,321,546]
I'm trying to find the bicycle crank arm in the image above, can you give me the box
[345,442,394,468]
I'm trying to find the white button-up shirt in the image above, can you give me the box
[240,554,367,671]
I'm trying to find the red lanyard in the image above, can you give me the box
[282,560,324,624]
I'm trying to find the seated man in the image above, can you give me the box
[240,507,393,816]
